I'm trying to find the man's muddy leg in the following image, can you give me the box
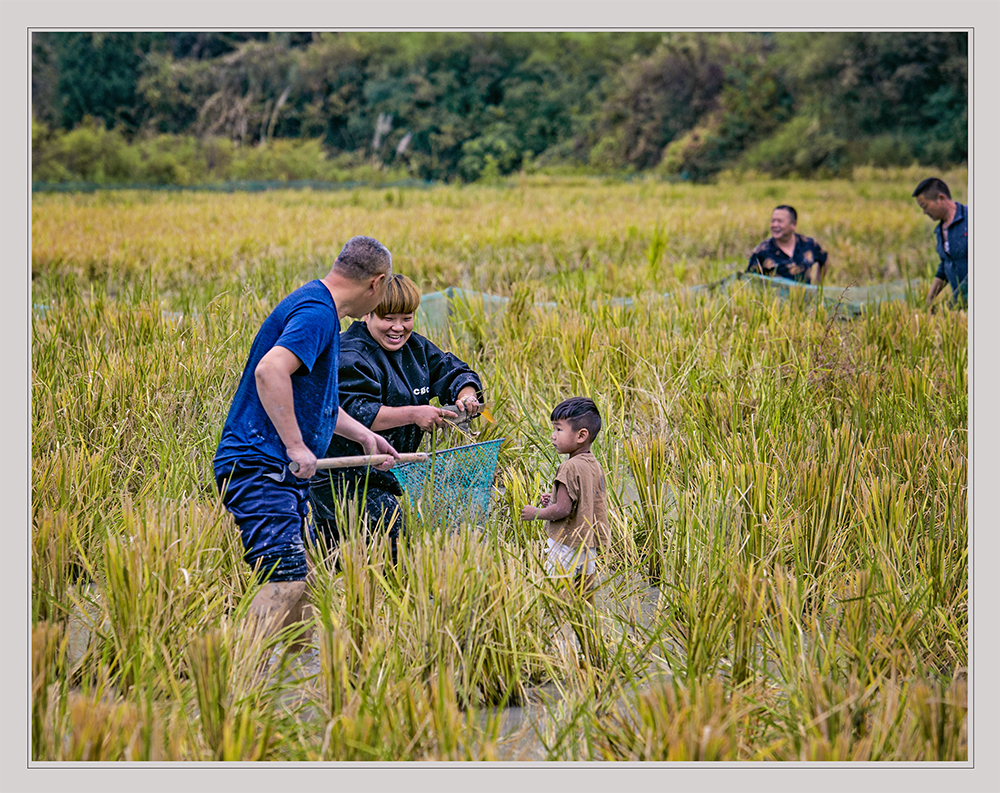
[249,580,308,641]
[289,560,318,651]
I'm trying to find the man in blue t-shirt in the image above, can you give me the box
[214,235,399,639]
[913,177,969,308]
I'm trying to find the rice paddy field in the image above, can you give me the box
[30,166,968,763]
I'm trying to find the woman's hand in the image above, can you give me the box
[454,387,481,416]
[411,404,450,432]
[538,493,551,508]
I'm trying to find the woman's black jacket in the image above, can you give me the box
[310,320,482,496]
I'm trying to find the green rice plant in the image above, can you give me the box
[495,465,548,548]
[328,530,388,669]
[757,570,856,756]
[591,677,748,760]
[770,671,878,761]
[306,494,559,710]
[30,175,968,760]
[623,435,673,581]
[729,562,769,687]
[308,659,501,761]
[55,692,148,761]
[644,223,668,283]
[903,676,968,761]
[761,673,967,761]
[394,528,552,706]
[314,606,353,722]
[31,507,82,624]
[831,570,880,686]
[866,674,966,761]
[652,489,742,683]
[910,504,968,674]
[34,619,186,761]
[786,422,861,586]
[69,496,249,694]
[512,682,603,762]
[727,454,782,567]
[32,622,69,760]
[308,541,507,760]
[852,475,915,574]
[866,572,932,678]
[758,567,821,688]
[536,581,607,675]
[185,627,280,760]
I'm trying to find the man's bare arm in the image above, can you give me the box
[333,410,400,470]
[255,345,316,478]
[926,277,947,306]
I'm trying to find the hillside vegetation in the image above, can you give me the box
[32,32,967,185]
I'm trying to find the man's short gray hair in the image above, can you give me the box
[334,236,393,280]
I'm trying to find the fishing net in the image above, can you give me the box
[414,275,917,331]
[391,438,504,529]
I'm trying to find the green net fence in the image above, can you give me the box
[31,178,435,193]
[31,273,917,324]
[415,273,918,331]
[390,439,504,529]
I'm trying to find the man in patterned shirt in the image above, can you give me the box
[746,205,828,285]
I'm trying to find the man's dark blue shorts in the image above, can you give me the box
[215,460,313,582]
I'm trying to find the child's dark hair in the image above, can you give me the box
[551,396,602,439]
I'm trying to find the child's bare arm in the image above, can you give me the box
[520,483,572,522]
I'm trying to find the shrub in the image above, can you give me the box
[861,134,916,168]
[458,126,522,183]
[739,114,849,178]
[41,117,142,183]
[227,138,331,182]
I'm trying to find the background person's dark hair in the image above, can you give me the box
[551,396,602,440]
[774,205,797,224]
[912,178,951,200]
[334,235,393,280]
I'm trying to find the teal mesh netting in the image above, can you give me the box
[391,439,504,529]
[31,274,919,323]
[415,273,918,332]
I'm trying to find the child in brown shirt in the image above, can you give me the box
[520,397,610,600]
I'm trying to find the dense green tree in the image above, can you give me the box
[31,34,61,128]
[52,33,152,132]
[585,33,734,171]
[774,32,968,165]
[31,31,967,183]
[656,36,794,181]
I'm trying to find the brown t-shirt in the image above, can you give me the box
[546,451,610,550]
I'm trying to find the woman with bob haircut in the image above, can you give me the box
[309,274,483,560]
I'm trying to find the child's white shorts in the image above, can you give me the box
[545,538,597,578]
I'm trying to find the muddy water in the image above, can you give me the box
[59,577,664,761]
[489,578,665,760]
[270,575,664,760]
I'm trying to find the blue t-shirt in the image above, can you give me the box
[214,280,341,473]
